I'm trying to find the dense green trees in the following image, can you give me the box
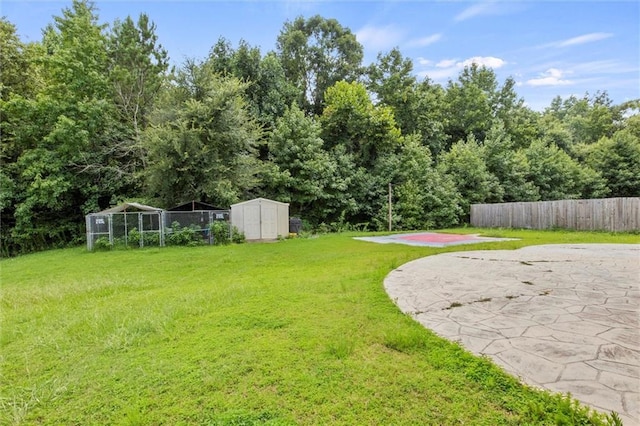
[1,1,167,254]
[1,0,638,255]
[580,129,640,197]
[267,103,344,223]
[277,15,363,115]
[2,0,115,253]
[143,60,262,208]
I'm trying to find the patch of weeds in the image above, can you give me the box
[520,261,533,266]
[549,392,608,425]
[445,301,463,310]
[219,315,289,330]
[465,355,520,393]
[326,336,355,359]
[207,410,284,425]
[606,411,624,426]
[389,258,401,270]
[539,290,551,296]
[522,281,534,285]
[123,406,145,426]
[231,226,246,244]
[383,327,427,353]
[476,297,492,303]
[92,236,113,251]
[506,295,518,300]
[478,229,506,238]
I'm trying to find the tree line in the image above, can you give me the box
[1,0,639,255]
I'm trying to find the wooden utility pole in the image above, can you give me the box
[388,182,392,232]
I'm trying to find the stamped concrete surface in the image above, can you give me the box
[384,244,640,425]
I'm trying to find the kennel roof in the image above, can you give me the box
[96,202,163,214]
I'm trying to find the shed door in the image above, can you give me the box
[244,204,261,240]
[261,203,278,239]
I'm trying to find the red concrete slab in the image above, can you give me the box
[355,232,516,247]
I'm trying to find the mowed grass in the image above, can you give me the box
[2,229,638,425]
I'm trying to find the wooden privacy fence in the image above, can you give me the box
[470,197,640,232]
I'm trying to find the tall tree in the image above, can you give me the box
[101,13,169,199]
[581,129,640,197]
[207,38,261,111]
[108,14,168,138]
[540,93,617,152]
[0,19,37,101]
[277,15,363,115]
[375,135,462,230]
[438,134,503,216]
[41,0,109,101]
[0,20,38,254]
[524,140,608,200]
[443,64,495,146]
[255,52,300,129]
[366,48,417,131]
[143,60,263,207]
[207,40,299,129]
[444,64,532,149]
[320,81,401,169]
[482,120,539,202]
[319,81,405,225]
[414,78,449,157]
[266,103,346,223]
[1,0,121,254]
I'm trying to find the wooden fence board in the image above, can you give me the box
[470,198,640,231]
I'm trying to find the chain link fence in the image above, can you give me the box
[86,210,230,250]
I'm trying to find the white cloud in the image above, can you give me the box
[538,32,614,49]
[355,25,404,51]
[546,68,564,78]
[556,32,613,47]
[525,68,573,86]
[417,56,507,82]
[407,33,442,48]
[454,1,528,23]
[454,1,495,22]
[571,60,638,75]
[417,68,460,81]
[417,57,432,66]
[460,56,506,68]
[436,59,457,68]
[356,27,442,52]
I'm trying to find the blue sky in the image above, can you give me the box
[2,0,639,111]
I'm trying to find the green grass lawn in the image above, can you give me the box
[2,228,638,425]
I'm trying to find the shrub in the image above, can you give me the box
[210,221,231,245]
[166,222,203,246]
[128,228,141,247]
[143,231,162,247]
[231,226,245,244]
[92,236,112,251]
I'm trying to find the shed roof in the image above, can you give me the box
[230,197,289,208]
[97,202,163,214]
[168,201,226,211]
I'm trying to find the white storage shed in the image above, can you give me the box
[231,198,289,241]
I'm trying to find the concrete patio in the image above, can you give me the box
[384,244,640,425]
